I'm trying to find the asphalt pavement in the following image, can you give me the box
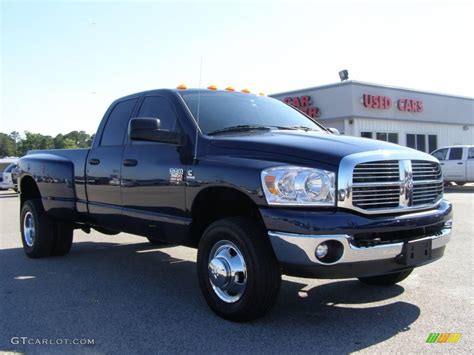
[0,187,472,354]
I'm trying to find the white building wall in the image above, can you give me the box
[354,118,474,148]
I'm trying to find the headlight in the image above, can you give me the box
[261,166,335,206]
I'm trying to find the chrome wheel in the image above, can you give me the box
[208,240,247,303]
[23,211,35,247]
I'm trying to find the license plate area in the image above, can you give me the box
[402,239,432,266]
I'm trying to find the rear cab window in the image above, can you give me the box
[100,99,138,146]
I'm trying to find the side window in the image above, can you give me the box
[468,147,474,159]
[361,132,372,139]
[448,147,463,160]
[432,148,448,160]
[100,99,138,146]
[137,96,179,132]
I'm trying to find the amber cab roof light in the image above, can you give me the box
[207,85,218,90]
[225,86,235,91]
[176,84,187,90]
[241,88,250,94]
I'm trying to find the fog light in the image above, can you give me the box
[316,243,329,259]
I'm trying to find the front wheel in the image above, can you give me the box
[454,181,465,186]
[358,269,413,286]
[197,217,281,322]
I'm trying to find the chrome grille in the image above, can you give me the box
[412,160,443,181]
[350,159,442,212]
[412,161,443,205]
[353,160,399,183]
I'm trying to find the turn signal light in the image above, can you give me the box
[225,86,235,91]
[176,84,187,90]
[241,88,250,94]
[207,85,218,90]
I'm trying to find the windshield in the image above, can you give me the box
[179,91,325,135]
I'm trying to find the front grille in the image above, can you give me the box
[352,160,400,210]
[350,159,442,212]
[352,160,399,183]
[412,161,443,206]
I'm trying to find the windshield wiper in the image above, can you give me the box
[207,125,274,135]
[286,125,319,131]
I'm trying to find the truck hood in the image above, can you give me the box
[209,130,412,166]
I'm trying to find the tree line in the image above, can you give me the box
[0,131,95,157]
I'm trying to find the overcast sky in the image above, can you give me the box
[1,0,473,136]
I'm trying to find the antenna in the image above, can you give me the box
[193,56,203,161]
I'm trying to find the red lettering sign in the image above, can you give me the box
[397,98,423,112]
[362,94,392,109]
[283,96,321,118]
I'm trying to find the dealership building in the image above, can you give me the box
[271,81,473,153]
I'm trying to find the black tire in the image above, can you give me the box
[197,217,281,322]
[20,199,73,258]
[454,182,465,186]
[51,222,73,256]
[358,269,413,286]
[20,199,55,258]
[147,237,169,245]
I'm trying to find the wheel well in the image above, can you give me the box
[20,176,41,207]
[191,187,262,246]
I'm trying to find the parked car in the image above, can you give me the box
[17,87,452,321]
[0,162,18,191]
[431,145,474,185]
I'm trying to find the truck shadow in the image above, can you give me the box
[444,185,474,194]
[1,240,419,353]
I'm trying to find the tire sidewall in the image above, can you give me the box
[20,200,39,255]
[197,223,260,317]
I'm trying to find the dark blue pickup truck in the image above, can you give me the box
[18,87,452,321]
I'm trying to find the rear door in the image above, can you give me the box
[442,147,466,182]
[467,147,474,181]
[86,98,138,229]
[120,95,189,242]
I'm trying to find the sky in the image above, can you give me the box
[1,0,473,136]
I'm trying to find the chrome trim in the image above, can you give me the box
[338,150,443,215]
[268,223,451,266]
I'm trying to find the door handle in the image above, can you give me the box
[457,162,463,165]
[441,163,444,165]
[89,158,100,165]
[123,159,138,167]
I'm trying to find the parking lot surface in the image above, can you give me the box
[0,187,472,354]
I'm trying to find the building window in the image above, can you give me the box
[388,133,398,144]
[361,132,372,139]
[376,132,399,144]
[407,134,427,152]
[428,135,437,153]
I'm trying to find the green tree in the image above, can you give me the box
[0,133,16,157]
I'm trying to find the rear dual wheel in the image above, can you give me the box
[20,199,73,258]
[197,217,281,322]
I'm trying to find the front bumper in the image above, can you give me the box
[261,199,453,278]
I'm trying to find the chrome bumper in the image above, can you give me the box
[268,221,452,266]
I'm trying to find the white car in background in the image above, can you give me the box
[0,162,19,191]
[431,145,474,185]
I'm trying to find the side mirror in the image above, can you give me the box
[328,127,340,135]
[129,118,182,144]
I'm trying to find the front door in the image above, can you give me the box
[120,95,189,242]
[442,147,466,182]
